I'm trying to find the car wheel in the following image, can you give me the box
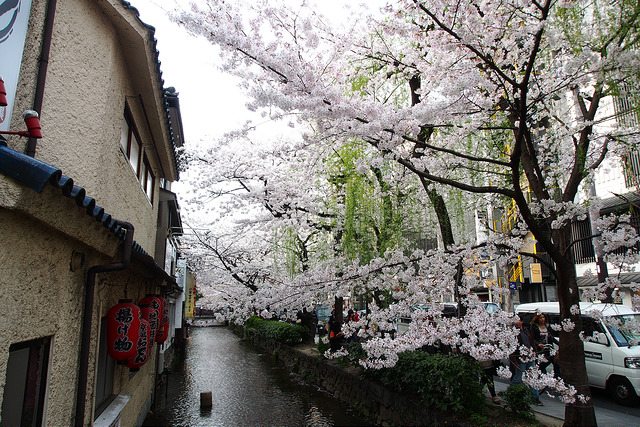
[608,376,638,406]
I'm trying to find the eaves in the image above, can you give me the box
[0,141,180,293]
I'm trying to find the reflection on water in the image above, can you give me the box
[145,327,363,427]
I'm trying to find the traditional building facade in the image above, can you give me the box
[0,1,184,426]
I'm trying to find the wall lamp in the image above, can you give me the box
[0,77,43,139]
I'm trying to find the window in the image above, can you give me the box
[145,163,155,200]
[613,82,639,128]
[142,156,155,201]
[128,132,141,175]
[119,107,155,202]
[94,318,116,416]
[613,83,640,188]
[623,148,640,189]
[570,217,596,264]
[1,337,51,427]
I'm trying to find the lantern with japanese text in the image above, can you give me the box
[127,318,151,370]
[106,300,141,362]
[139,295,162,343]
[156,318,170,344]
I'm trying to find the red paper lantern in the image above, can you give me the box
[156,318,170,344]
[106,301,141,361]
[127,318,151,370]
[139,295,162,343]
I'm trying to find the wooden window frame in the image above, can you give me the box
[1,337,51,427]
[121,106,155,204]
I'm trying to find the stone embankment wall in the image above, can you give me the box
[239,328,472,427]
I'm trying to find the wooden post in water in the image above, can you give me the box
[200,391,212,410]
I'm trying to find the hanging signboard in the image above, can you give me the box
[0,0,33,131]
[530,263,543,283]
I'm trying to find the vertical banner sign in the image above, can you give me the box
[0,0,33,131]
[530,263,543,283]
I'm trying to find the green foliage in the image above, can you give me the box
[317,340,330,354]
[343,340,367,364]
[325,140,413,264]
[244,316,306,346]
[281,227,302,277]
[351,74,370,95]
[502,383,535,420]
[366,351,485,414]
[467,413,489,426]
[556,2,586,54]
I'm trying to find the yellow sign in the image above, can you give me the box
[530,263,542,283]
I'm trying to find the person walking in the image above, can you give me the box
[479,358,501,404]
[326,314,343,352]
[531,313,561,378]
[510,316,543,406]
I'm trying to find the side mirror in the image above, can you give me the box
[594,332,609,346]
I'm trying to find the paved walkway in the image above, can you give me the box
[493,380,639,427]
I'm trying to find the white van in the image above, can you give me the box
[516,302,640,405]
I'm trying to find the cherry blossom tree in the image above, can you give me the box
[175,0,640,424]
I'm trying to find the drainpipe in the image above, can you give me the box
[26,0,57,157]
[74,221,134,427]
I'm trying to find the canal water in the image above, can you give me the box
[145,327,363,426]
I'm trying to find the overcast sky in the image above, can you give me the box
[129,1,385,226]
[130,0,250,145]
[129,0,384,146]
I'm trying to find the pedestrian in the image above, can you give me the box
[344,309,361,342]
[346,309,360,323]
[531,313,561,378]
[510,316,543,406]
[300,307,315,343]
[479,358,501,404]
[326,314,343,352]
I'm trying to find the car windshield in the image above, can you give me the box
[483,303,500,314]
[605,314,640,347]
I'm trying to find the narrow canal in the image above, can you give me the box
[144,327,363,426]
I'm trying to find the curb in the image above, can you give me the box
[534,410,564,427]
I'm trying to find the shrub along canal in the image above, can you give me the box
[144,327,362,426]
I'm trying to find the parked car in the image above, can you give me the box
[396,301,501,334]
[516,301,640,405]
[442,301,501,317]
[315,304,331,335]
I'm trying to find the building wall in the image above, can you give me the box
[94,276,159,427]
[12,0,161,254]
[0,209,99,425]
[0,0,176,425]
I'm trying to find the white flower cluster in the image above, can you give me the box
[528,200,588,230]
[522,366,582,404]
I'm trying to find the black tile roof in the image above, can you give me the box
[120,0,182,177]
[0,140,178,290]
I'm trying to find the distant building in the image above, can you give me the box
[0,1,185,426]
[492,77,640,309]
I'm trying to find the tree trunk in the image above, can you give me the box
[551,226,597,427]
[334,296,344,324]
[420,177,455,249]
